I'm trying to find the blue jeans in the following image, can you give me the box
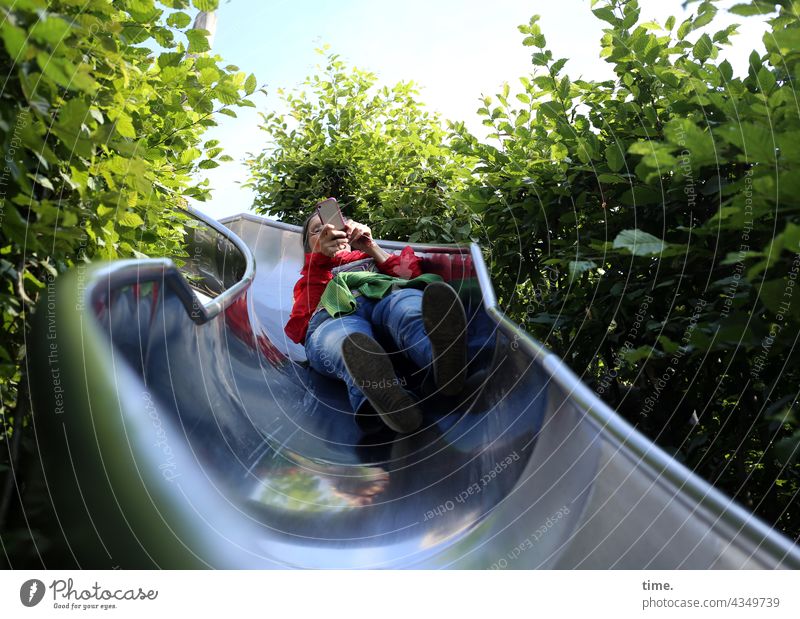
[305,289,433,415]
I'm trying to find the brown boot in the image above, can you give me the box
[342,333,423,434]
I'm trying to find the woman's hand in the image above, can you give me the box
[345,221,375,251]
[316,224,349,258]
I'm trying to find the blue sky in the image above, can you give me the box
[189,0,769,221]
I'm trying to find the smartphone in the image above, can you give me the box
[316,198,346,231]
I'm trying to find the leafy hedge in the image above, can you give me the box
[250,0,800,538]
[455,0,800,538]
[246,50,478,243]
[0,0,254,566]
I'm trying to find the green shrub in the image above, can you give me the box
[450,0,800,535]
[0,0,254,566]
[246,50,476,243]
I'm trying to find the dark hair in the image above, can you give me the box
[301,212,319,254]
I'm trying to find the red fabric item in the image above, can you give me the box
[284,246,423,345]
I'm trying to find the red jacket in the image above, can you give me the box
[284,246,423,345]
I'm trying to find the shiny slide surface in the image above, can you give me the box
[31,208,800,568]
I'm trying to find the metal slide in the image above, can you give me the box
[31,208,800,569]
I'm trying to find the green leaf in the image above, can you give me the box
[179,147,202,164]
[621,5,640,29]
[716,122,776,163]
[613,229,667,256]
[769,28,800,56]
[550,142,569,161]
[622,345,658,363]
[167,11,192,28]
[595,173,626,184]
[531,51,552,66]
[30,16,72,45]
[36,52,74,89]
[658,336,681,354]
[186,28,211,53]
[730,2,778,16]
[693,2,718,30]
[97,205,115,218]
[244,73,257,95]
[199,66,220,85]
[1,22,27,58]
[605,143,625,172]
[537,100,562,120]
[693,33,714,62]
[568,260,597,281]
[677,18,694,40]
[57,98,88,132]
[112,112,136,139]
[718,59,733,82]
[193,0,219,10]
[120,24,151,45]
[118,211,145,227]
[158,52,184,69]
[558,75,571,100]
[214,83,240,104]
[759,279,800,322]
[592,7,620,25]
[522,34,546,47]
[639,21,661,31]
[664,118,716,166]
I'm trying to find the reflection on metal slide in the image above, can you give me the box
[31,208,800,569]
